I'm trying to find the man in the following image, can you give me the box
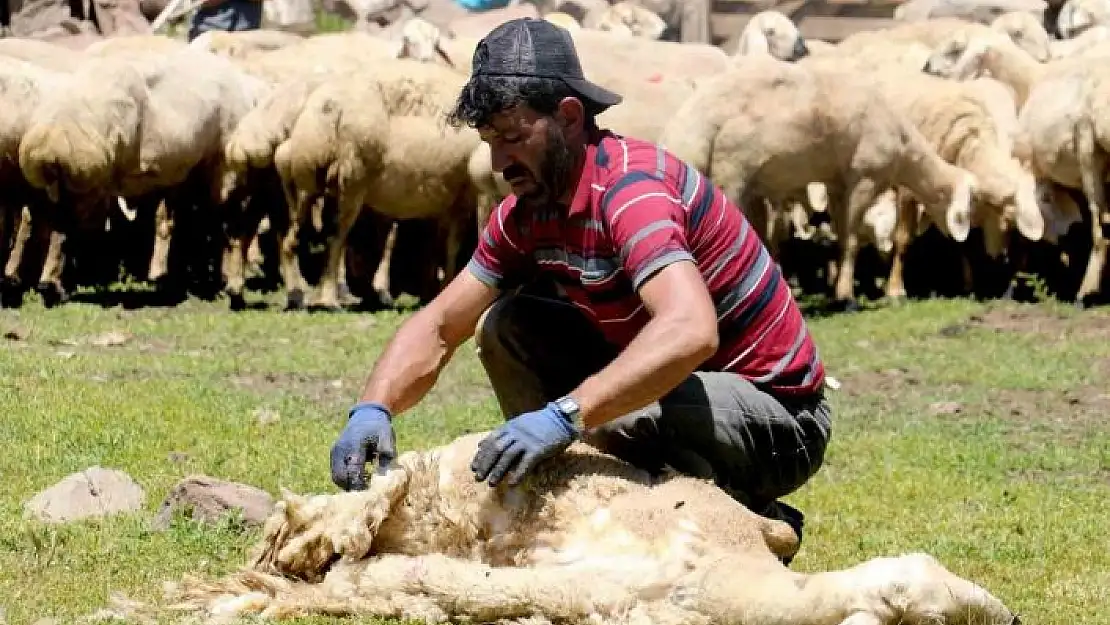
[186,0,261,42]
[329,17,832,559]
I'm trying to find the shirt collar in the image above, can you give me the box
[567,132,610,218]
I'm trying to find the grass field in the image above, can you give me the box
[1,290,1108,624]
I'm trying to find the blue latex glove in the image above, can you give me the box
[330,401,396,491]
[471,402,581,487]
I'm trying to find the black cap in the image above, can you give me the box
[470,17,622,110]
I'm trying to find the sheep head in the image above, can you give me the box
[735,10,809,62]
[990,11,1052,62]
[923,31,997,80]
[392,16,455,68]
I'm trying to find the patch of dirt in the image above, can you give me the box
[838,371,1108,446]
[936,304,1110,341]
[227,372,351,405]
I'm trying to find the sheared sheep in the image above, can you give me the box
[110,432,1018,625]
[865,69,1044,298]
[658,55,976,308]
[18,46,270,304]
[0,56,66,303]
[272,58,481,310]
[221,75,337,309]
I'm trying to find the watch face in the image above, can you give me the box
[557,397,579,415]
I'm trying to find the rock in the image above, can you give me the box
[24,467,145,524]
[254,407,280,426]
[153,475,274,531]
[929,401,963,415]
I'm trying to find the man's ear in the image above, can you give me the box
[556,97,587,135]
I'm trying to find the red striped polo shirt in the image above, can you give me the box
[467,131,825,398]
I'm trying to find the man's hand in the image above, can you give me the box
[330,402,397,491]
[471,402,580,487]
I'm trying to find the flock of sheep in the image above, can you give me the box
[1,0,1109,316]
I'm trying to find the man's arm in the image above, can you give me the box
[357,268,501,417]
[567,259,718,430]
[357,196,528,417]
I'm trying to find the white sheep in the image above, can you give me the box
[220,75,340,309]
[109,432,1018,625]
[18,46,270,304]
[0,56,67,301]
[924,30,1110,304]
[658,55,976,308]
[271,58,482,310]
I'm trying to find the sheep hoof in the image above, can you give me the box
[36,282,67,308]
[0,278,23,309]
[228,292,247,312]
[829,298,860,313]
[308,301,344,313]
[285,288,306,311]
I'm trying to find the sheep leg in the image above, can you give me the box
[36,227,67,308]
[0,204,19,306]
[220,185,263,312]
[884,190,916,301]
[279,188,313,311]
[312,188,366,311]
[180,552,709,625]
[682,551,1017,625]
[833,176,883,310]
[147,198,173,284]
[1075,119,1109,308]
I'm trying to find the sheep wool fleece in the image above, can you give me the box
[468,131,832,520]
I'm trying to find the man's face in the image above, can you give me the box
[478,103,579,207]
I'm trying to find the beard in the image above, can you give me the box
[504,123,578,209]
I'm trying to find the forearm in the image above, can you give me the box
[569,316,717,430]
[358,310,458,416]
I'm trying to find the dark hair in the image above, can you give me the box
[446,75,603,130]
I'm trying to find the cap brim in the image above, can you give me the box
[564,76,623,108]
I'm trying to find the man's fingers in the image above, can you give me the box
[485,440,525,487]
[375,449,395,475]
[471,430,508,480]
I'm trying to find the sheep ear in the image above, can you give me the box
[945,172,975,243]
[1012,171,1045,242]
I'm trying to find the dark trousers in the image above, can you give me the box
[474,284,833,532]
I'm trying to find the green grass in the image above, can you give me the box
[1,292,1108,624]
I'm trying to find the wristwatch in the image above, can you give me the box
[553,395,582,426]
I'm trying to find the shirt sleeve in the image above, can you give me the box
[600,171,695,290]
[466,195,532,289]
